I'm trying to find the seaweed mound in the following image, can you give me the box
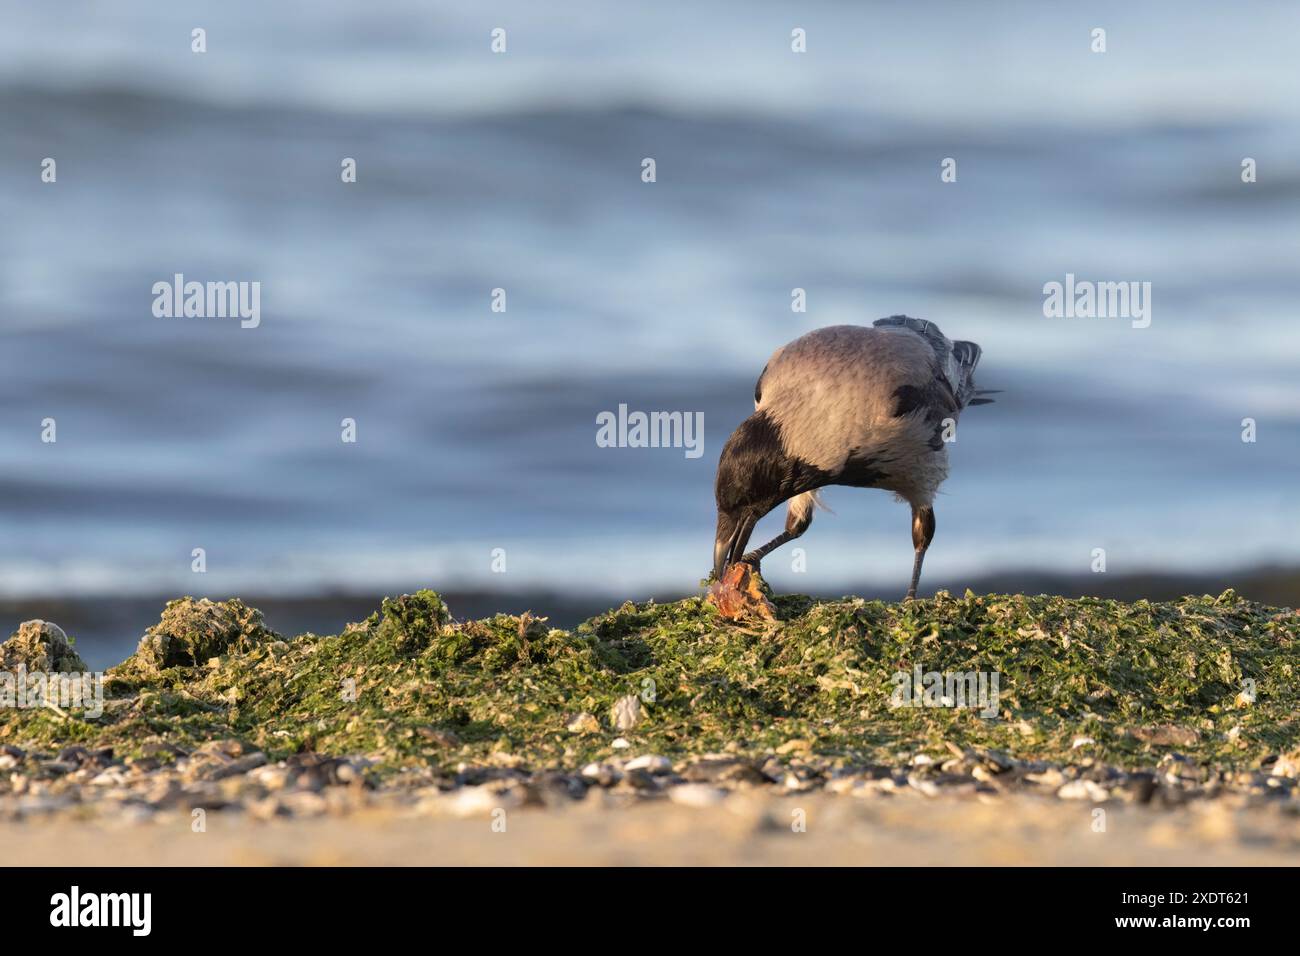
[131,597,276,671]
[353,590,452,658]
[0,620,87,673]
[1,588,1296,777]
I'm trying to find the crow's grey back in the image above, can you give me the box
[753,319,982,505]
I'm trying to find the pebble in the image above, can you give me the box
[1158,753,1206,784]
[1057,779,1110,801]
[566,712,601,734]
[1269,751,1300,778]
[200,752,268,782]
[0,729,1285,825]
[624,754,672,774]
[824,774,861,796]
[906,773,940,797]
[611,695,643,731]
[982,750,1015,771]
[668,784,727,808]
[580,762,622,787]
[1026,768,1067,787]
[783,772,818,793]
[248,765,292,791]
[526,772,588,804]
[442,784,523,818]
[620,769,660,791]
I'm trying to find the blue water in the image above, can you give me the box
[3,1,1299,600]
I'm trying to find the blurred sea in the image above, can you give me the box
[3,1,1299,628]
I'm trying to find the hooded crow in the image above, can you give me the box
[712,316,990,601]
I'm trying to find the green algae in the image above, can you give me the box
[119,597,275,677]
[1,588,1296,777]
[0,620,87,673]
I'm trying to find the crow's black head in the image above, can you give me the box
[712,411,825,579]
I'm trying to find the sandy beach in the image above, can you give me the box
[3,589,1298,867]
[7,789,1298,867]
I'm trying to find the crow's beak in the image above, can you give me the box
[713,513,741,581]
[713,535,731,581]
[713,511,755,581]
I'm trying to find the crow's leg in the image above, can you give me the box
[742,492,817,571]
[905,505,935,601]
